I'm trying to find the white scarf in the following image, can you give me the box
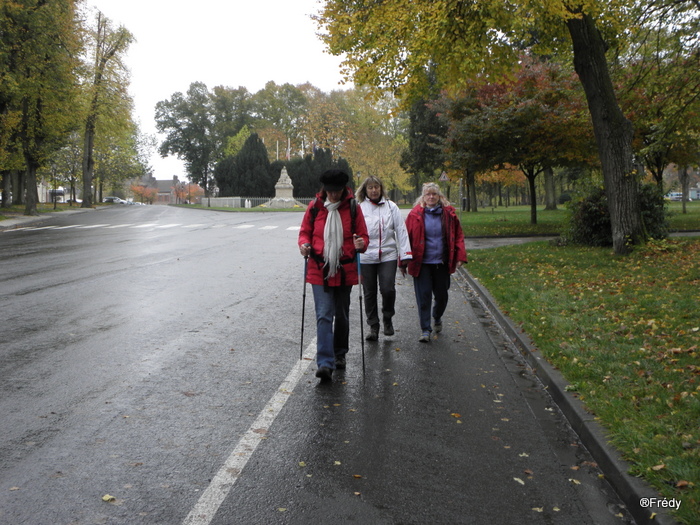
[323,199,344,277]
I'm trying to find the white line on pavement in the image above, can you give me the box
[182,340,316,525]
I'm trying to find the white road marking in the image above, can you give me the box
[5,222,302,233]
[182,340,317,525]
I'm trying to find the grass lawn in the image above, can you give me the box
[466,238,700,524]
[456,201,700,237]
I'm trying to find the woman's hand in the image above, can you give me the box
[353,234,365,251]
[300,243,311,257]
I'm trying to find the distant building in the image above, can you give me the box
[155,176,180,204]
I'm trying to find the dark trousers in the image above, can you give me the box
[412,263,451,332]
[312,284,352,369]
[360,260,398,327]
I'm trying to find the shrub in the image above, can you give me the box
[567,184,668,247]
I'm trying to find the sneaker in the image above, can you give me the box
[366,324,380,341]
[418,331,431,343]
[334,356,346,370]
[315,366,333,381]
[434,319,443,333]
[383,320,395,336]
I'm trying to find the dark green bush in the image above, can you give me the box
[567,184,668,247]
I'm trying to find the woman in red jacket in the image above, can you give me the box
[298,169,369,381]
[404,183,467,342]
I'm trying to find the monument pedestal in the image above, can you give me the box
[263,166,304,208]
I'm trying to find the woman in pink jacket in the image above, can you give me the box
[404,183,467,342]
[298,169,369,381]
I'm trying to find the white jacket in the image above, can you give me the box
[359,198,412,264]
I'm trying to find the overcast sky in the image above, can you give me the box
[88,0,349,180]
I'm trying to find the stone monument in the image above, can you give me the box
[263,166,304,208]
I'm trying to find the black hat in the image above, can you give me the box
[320,169,349,192]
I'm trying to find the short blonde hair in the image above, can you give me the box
[414,182,450,207]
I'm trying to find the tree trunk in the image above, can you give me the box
[1,171,10,208]
[466,169,477,212]
[544,166,557,210]
[526,173,537,225]
[81,111,96,208]
[679,165,690,215]
[567,13,644,255]
[23,163,39,216]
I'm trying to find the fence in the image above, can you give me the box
[199,196,314,208]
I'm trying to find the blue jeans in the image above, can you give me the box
[412,264,451,333]
[312,284,352,369]
[360,260,397,327]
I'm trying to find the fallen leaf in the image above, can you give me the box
[298,462,306,467]
[532,507,543,512]
[102,494,116,502]
[450,413,461,418]
[676,480,689,488]
[353,474,362,479]
[651,464,666,471]
[569,479,581,485]
[514,478,525,485]
[334,461,341,466]
[9,487,19,491]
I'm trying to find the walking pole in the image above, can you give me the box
[356,252,366,374]
[300,255,309,360]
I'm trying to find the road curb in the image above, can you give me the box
[459,266,677,525]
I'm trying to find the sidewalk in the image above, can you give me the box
[0,207,95,230]
[459,265,677,525]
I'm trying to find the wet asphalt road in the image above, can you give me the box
[0,206,633,524]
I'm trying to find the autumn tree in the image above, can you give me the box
[617,19,700,191]
[156,82,217,196]
[1,0,82,215]
[316,0,699,254]
[81,11,133,208]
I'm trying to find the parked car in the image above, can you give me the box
[103,196,126,204]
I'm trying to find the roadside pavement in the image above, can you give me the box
[460,269,677,525]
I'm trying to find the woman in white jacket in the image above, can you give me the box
[356,176,412,340]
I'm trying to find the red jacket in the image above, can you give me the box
[298,189,369,286]
[405,204,467,277]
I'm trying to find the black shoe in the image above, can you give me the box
[334,356,346,370]
[315,367,332,381]
[383,320,394,336]
[365,324,380,341]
